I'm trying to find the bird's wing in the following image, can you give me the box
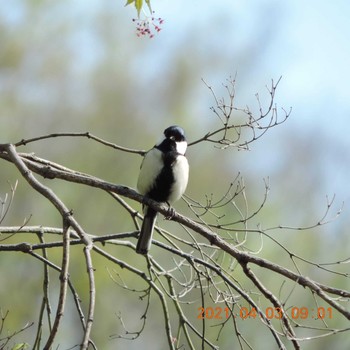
[137,148,163,195]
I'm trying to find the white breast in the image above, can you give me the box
[168,155,189,203]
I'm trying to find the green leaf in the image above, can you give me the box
[12,344,29,350]
[145,0,152,13]
[135,0,143,17]
[124,0,135,7]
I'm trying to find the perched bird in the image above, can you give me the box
[136,126,189,254]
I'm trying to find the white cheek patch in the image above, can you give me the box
[176,141,187,155]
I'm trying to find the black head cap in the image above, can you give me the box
[164,125,186,142]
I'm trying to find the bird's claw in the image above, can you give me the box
[165,206,175,220]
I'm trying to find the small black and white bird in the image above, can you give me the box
[136,126,189,255]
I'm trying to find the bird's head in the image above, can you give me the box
[163,125,187,155]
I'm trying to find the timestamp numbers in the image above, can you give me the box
[197,306,333,320]
[290,306,333,320]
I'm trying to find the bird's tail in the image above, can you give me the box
[136,207,157,255]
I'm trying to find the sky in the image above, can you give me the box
[155,0,350,131]
[131,0,350,131]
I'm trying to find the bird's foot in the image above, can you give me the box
[165,203,175,220]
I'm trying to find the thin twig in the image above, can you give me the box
[14,132,144,155]
[43,220,70,349]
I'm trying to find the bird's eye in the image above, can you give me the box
[170,136,175,140]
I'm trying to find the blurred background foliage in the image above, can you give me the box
[0,0,349,349]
